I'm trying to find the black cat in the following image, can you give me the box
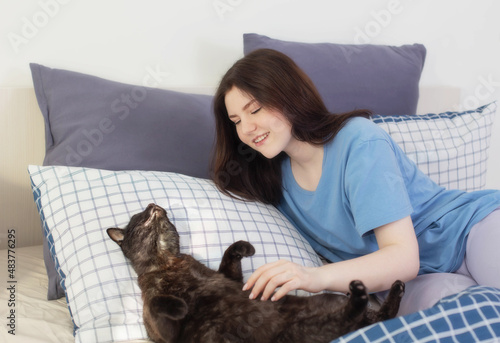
[107,203,404,343]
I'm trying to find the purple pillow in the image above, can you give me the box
[243,33,426,115]
[31,63,215,177]
[30,63,215,299]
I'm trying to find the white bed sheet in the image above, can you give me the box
[0,245,74,343]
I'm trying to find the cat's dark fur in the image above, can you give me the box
[107,203,404,343]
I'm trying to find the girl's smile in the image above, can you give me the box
[225,86,293,159]
[253,132,269,145]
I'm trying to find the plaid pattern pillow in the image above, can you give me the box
[371,102,497,192]
[29,165,323,343]
[332,285,500,342]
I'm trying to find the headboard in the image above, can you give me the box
[0,86,462,249]
[1,88,45,249]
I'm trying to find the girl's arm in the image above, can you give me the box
[243,215,419,301]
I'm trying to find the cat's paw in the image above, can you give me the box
[226,240,255,259]
[348,280,368,307]
[375,280,406,320]
[389,280,405,298]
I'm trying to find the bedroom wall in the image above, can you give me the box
[1,0,499,247]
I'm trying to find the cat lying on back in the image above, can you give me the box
[107,203,404,343]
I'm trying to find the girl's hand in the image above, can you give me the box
[242,216,420,301]
[242,260,322,301]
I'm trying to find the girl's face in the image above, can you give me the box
[225,87,294,159]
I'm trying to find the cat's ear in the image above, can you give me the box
[107,228,125,245]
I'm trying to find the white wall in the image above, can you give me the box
[1,0,499,187]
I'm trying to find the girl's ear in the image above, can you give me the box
[107,228,125,245]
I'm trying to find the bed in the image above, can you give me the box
[1,34,500,343]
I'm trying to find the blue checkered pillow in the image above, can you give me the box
[28,165,323,343]
[332,285,500,342]
[371,102,496,192]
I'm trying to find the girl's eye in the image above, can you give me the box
[234,120,241,125]
[251,107,262,115]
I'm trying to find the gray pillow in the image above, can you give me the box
[30,63,215,177]
[30,63,215,299]
[243,33,426,115]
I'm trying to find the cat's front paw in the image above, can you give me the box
[348,280,368,307]
[226,240,255,260]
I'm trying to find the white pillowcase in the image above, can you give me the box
[371,102,497,192]
[29,165,323,343]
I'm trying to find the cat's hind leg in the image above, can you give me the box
[150,295,188,320]
[373,280,405,321]
[217,240,255,283]
[147,295,188,343]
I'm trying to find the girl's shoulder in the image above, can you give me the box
[335,116,391,144]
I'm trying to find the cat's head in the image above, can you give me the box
[107,203,180,271]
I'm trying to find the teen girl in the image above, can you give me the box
[212,48,500,315]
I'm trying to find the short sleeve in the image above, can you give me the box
[344,138,413,236]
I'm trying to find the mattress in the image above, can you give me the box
[0,247,154,343]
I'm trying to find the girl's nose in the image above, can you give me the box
[240,118,257,134]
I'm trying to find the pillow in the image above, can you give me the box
[331,285,500,342]
[28,165,323,343]
[370,102,497,192]
[30,63,215,299]
[243,33,426,116]
[30,63,215,177]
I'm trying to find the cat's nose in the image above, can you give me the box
[147,203,159,212]
[148,203,166,217]
[151,204,162,211]
[146,203,158,216]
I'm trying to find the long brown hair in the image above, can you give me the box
[212,49,370,205]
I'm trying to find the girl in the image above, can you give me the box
[212,48,500,315]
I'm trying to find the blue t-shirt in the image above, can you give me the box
[278,117,500,274]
